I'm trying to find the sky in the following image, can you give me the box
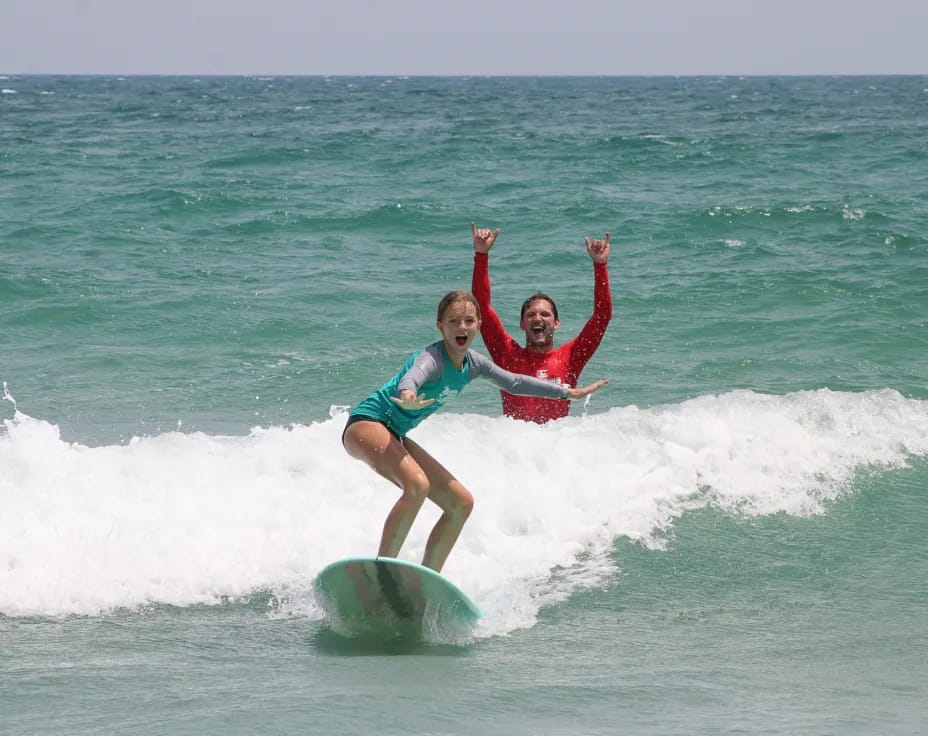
[3,0,927,76]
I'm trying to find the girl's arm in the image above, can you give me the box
[469,350,607,399]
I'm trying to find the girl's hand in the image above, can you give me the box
[566,379,608,400]
[390,390,435,410]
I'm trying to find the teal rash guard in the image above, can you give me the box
[350,341,566,438]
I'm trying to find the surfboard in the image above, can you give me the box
[313,557,482,640]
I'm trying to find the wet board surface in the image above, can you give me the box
[313,557,482,640]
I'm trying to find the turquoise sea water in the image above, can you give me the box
[2,75,927,734]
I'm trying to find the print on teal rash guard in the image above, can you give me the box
[349,341,564,438]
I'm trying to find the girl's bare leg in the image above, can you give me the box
[404,437,474,572]
[343,421,430,559]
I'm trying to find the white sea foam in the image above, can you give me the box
[842,204,865,220]
[2,388,926,633]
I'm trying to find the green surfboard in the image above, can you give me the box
[314,557,482,640]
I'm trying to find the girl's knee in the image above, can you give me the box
[402,471,430,504]
[457,490,475,519]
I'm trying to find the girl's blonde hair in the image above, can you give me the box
[436,290,482,322]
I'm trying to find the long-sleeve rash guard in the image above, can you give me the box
[472,251,612,423]
[350,341,565,438]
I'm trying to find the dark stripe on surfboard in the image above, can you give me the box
[375,561,414,619]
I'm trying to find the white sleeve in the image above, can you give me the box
[467,350,563,399]
[397,345,443,394]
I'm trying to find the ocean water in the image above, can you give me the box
[1,75,927,734]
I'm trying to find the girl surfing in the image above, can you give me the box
[342,290,608,572]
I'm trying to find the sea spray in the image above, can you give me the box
[3,387,926,632]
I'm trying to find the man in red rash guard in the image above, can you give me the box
[470,222,612,423]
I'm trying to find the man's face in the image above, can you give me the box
[519,298,560,350]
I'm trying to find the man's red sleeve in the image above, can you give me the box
[472,252,518,362]
[570,262,613,369]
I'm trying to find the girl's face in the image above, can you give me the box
[437,300,481,358]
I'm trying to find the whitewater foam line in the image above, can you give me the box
[1,387,926,622]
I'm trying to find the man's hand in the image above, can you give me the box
[585,232,610,264]
[472,222,500,254]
